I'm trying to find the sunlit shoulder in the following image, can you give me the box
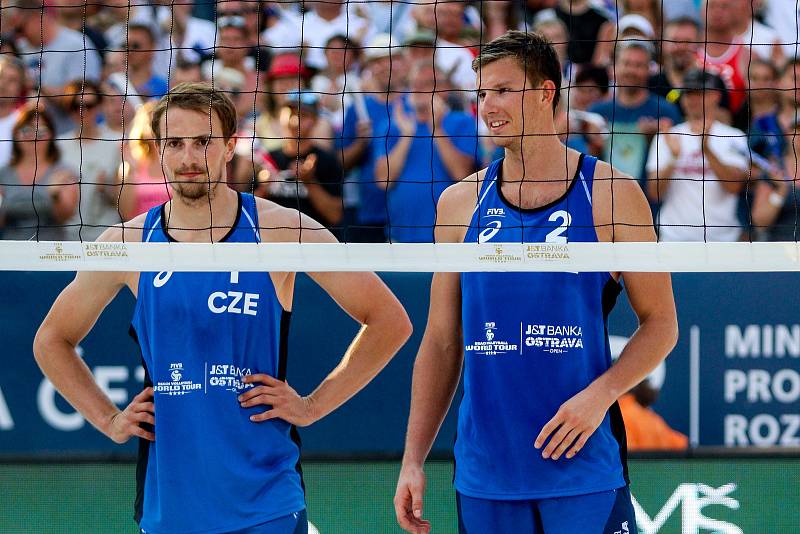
[253,196,337,244]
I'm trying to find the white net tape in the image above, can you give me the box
[2,240,800,272]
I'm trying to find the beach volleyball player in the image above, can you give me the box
[394,31,678,533]
[34,82,412,534]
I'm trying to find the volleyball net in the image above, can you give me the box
[0,0,798,274]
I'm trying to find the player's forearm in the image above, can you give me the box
[588,310,678,406]
[375,138,413,188]
[305,306,412,422]
[401,338,463,467]
[704,149,747,192]
[33,331,121,437]
[305,183,343,225]
[433,134,475,180]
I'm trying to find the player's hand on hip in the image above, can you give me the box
[394,463,431,534]
[534,386,611,460]
[240,374,316,427]
[107,387,155,444]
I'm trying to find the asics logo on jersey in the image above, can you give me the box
[153,271,174,287]
[478,220,502,243]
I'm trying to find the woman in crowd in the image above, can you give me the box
[0,106,78,240]
[118,101,171,219]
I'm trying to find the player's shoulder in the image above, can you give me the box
[435,166,491,243]
[438,166,489,216]
[95,213,148,243]
[591,159,655,242]
[253,196,335,244]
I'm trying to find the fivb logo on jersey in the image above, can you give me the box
[154,271,260,316]
[154,363,203,396]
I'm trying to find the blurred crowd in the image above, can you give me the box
[0,0,799,243]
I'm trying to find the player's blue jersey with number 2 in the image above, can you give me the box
[131,193,305,534]
[458,154,628,499]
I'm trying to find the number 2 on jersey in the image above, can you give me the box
[545,210,572,244]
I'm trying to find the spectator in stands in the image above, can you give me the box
[260,2,303,53]
[763,0,800,59]
[0,57,25,169]
[648,17,702,115]
[354,0,416,43]
[310,34,362,130]
[482,1,520,42]
[125,24,168,100]
[698,0,750,117]
[619,0,662,40]
[731,0,784,67]
[57,81,123,241]
[99,80,137,141]
[301,0,373,71]
[217,0,265,49]
[171,57,204,88]
[255,90,343,230]
[0,106,78,240]
[646,70,749,242]
[374,61,480,243]
[558,65,609,157]
[532,15,572,81]
[590,41,681,187]
[154,0,215,77]
[335,33,409,243]
[619,380,688,451]
[55,1,107,53]
[6,0,102,134]
[751,121,800,241]
[204,16,261,121]
[778,59,800,134]
[737,59,784,161]
[554,0,615,67]
[118,102,171,219]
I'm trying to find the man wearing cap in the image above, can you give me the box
[256,90,344,230]
[645,69,749,242]
[590,40,682,190]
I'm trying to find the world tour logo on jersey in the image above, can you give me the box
[465,321,519,356]
[525,324,584,354]
[153,362,203,396]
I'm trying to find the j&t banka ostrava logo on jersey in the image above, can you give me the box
[524,324,584,354]
[465,322,519,356]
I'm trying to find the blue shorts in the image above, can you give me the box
[140,509,307,534]
[457,487,637,534]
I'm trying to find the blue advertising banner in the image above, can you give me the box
[0,272,798,456]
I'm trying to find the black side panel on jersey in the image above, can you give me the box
[276,310,305,493]
[129,325,152,525]
[602,278,629,484]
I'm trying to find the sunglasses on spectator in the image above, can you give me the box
[17,125,50,136]
[70,98,101,111]
[218,15,246,29]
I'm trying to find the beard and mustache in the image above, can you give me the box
[168,163,225,202]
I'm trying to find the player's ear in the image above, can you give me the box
[224,135,236,163]
[540,80,557,107]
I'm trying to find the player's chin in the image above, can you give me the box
[175,181,211,201]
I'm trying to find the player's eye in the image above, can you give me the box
[196,137,211,147]
[477,91,486,100]
[166,139,181,148]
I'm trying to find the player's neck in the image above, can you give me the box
[163,185,240,243]
[503,137,571,184]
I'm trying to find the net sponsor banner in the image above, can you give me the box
[0,272,798,455]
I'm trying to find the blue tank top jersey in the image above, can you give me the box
[457,154,629,500]
[131,193,305,533]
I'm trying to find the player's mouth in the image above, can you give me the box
[489,120,509,132]
[176,171,204,178]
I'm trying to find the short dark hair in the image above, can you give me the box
[472,30,562,111]
[11,105,59,165]
[151,82,238,142]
